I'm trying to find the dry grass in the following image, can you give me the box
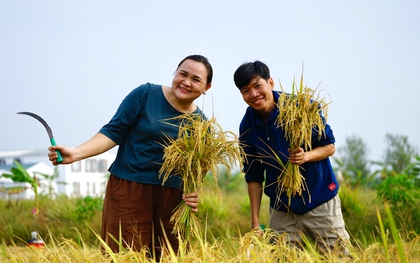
[275,71,329,204]
[1,201,420,262]
[159,113,244,240]
[2,231,419,263]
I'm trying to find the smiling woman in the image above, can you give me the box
[163,57,212,113]
[45,54,214,260]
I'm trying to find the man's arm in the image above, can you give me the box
[289,144,335,165]
[248,181,263,230]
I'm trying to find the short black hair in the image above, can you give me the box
[233,61,270,89]
[177,55,213,85]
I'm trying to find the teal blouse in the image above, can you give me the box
[99,83,204,190]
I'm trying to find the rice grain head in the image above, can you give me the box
[159,113,245,239]
[274,71,329,204]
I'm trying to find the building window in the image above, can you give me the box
[100,182,106,195]
[71,162,82,172]
[98,159,108,173]
[85,159,97,172]
[92,183,96,195]
[72,182,80,196]
[86,182,90,195]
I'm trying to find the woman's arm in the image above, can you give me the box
[48,133,117,165]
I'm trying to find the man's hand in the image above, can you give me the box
[288,147,307,165]
[289,144,335,164]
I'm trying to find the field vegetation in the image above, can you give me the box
[1,133,419,262]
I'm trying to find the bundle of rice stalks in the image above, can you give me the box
[275,71,329,204]
[159,113,244,240]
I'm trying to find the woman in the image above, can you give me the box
[48,55,213,258]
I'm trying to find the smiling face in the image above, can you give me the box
[240,76,275,119]
[171,59,212,104]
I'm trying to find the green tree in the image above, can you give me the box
[377,156,420,233]
[383,133,418,175]
[334,134,374,187]
[36,167,66,198]
[1,161,40,214]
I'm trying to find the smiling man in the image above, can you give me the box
[233,60,350,257]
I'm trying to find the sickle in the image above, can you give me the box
[17,111,63,163]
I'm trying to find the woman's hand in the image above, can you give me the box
[48,133,117,166]
[48,145,76,165]
[183,193,199,213]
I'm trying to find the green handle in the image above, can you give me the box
[50,138,63,163]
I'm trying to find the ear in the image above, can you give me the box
[268,77,275,89]
[204,83,212,94]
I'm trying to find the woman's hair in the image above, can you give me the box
[233,61,270,90]
[177,55,213,85]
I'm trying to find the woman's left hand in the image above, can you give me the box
[183,193,199,213]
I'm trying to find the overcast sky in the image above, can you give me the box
[1,0,419,164]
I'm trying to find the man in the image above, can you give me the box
[233,61,350,255]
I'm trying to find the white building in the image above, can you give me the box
[0,149,115,199]
[56,151,115,198]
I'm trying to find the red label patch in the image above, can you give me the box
[328,182,336,191]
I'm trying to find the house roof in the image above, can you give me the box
[0,149,48,158]
[0,162,38,172]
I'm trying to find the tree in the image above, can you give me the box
[377,156,420,233]
[36,167,66,199]
[383,133,418,174]
[1,160,40,214]
[334,134,374,187]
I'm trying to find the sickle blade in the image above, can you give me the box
[17,111,54,139]
[17,111,63,163]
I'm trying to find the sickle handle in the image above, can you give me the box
[49,138,63,163]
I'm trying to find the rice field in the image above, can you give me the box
[1,227,419,262]
[1,186,419,263]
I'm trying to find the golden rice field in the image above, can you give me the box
[1,231,419,262]
[1,187,419,263]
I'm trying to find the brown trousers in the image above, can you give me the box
[101,174,182,257]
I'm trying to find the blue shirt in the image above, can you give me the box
[99,83,204,189]
[240,91,339,214]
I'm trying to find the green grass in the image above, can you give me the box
[1,174,419,262]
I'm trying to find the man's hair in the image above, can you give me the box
[177,55,213,85]
[233,61,270,89]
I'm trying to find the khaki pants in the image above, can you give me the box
[269,194,350,254]
[101,174,183,258]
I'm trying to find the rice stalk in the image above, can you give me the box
[275,70,329,204]
[159,113,244,241]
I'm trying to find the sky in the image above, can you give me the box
[1,0,419,164]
